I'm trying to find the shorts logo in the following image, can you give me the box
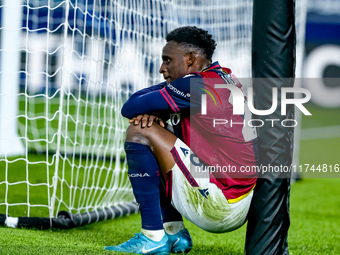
[180,147,189,156]
[190,154,203,167]
[198,188,209,198]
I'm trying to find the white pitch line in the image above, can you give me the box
[300,125,340,140]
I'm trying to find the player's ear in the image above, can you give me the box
[186,52,195,67]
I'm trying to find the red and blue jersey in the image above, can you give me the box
[121,62,258,202]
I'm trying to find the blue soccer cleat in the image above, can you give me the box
[104,232,171,254]
[167,229,193,254]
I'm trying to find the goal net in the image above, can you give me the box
[0,0,308,228]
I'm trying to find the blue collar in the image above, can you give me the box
[203,61,221,71]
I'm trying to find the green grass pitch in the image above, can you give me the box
[0,104,339,254]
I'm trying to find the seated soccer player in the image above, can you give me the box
[105,26,258,254]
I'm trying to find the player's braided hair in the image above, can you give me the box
[166,26,216,61]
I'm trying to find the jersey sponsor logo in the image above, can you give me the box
[127,173,151,178]
[167,83,190,98]
[198,188,209,198]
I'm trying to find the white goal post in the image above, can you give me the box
[0,0,308,229]
[0,0,25,156]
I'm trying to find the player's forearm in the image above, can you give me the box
[121,90,170,119]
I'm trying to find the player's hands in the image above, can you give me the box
[129,114,165,128]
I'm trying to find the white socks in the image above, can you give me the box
[142,229,165,242]
[141,221,185,241]
[163,221,185,235]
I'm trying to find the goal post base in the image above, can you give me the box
[0,138,25,157]
[0,202,139,230]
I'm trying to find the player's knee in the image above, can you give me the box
[125,123,153,145]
